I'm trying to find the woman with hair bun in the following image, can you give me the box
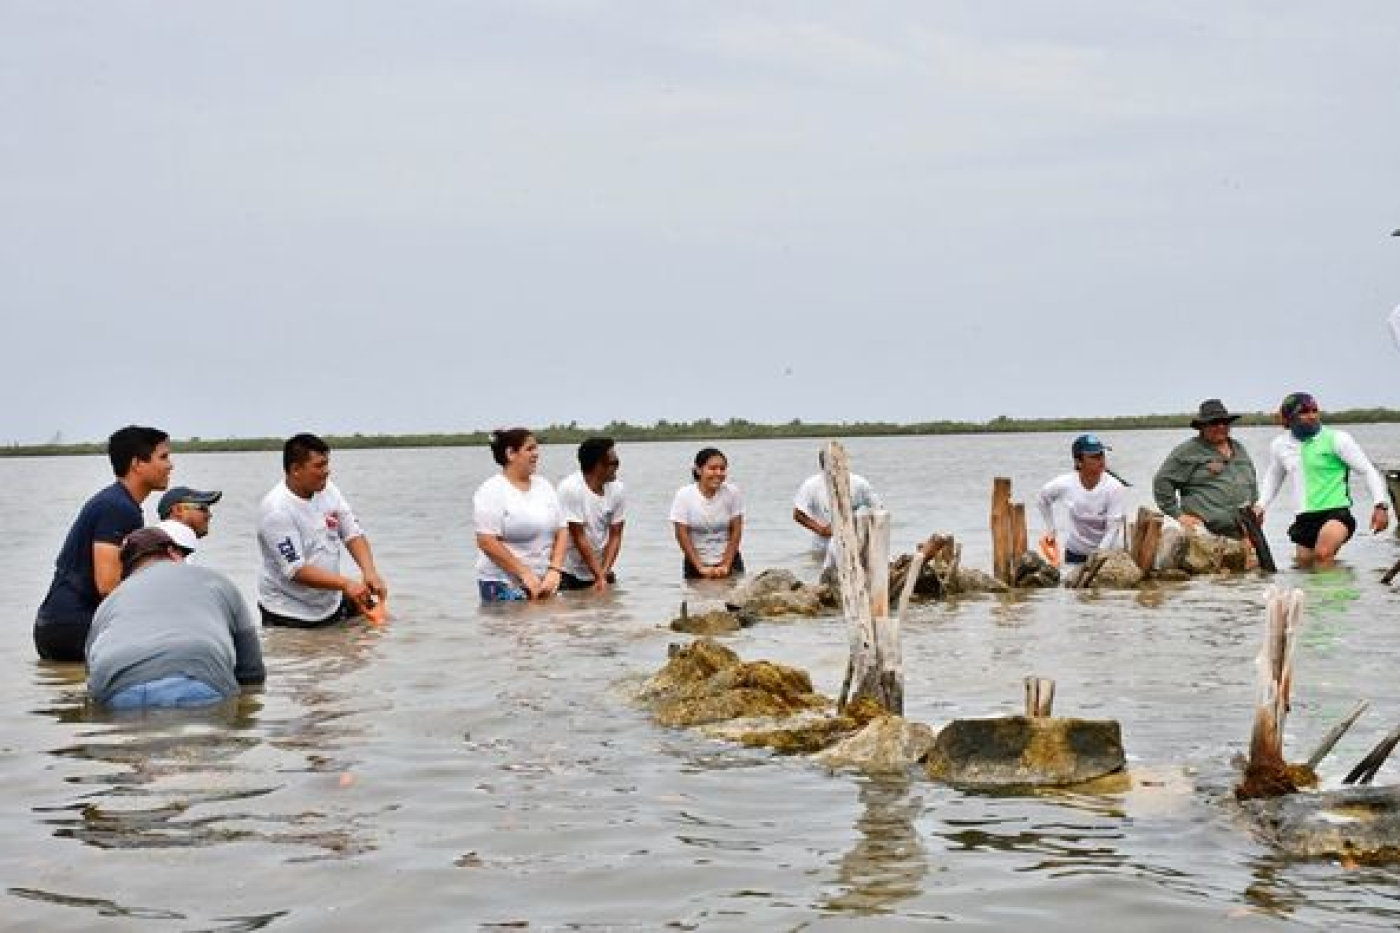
[669,447,745,579]
[473,428,568,601]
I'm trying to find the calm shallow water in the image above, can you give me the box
[3,428,1399,930]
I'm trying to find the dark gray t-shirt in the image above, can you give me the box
[86,561,266,703]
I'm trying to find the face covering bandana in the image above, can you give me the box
[1290,421,1321,442]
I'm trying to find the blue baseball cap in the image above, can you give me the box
[1071,434,1110,457]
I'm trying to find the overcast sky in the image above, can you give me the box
[3,2,1399,444]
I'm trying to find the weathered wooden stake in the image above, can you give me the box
[990,477,1013,584]
[1011,503,1027,566]
[1237,585,1305,799]
[1237,506,1277,574]
[1343,724,1400,786]
[1130,507,1163,575]
[825,441,903,715]
[1072,551,1109,590]
[1023,677,1056,718]
[1381,556,1400,586]
[1306,700,1370,770]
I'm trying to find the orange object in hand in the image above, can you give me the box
[354,593,388,626]
[1038,533,1061,567]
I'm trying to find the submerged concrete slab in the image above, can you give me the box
[925,715,1126,788]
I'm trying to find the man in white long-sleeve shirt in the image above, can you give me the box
[1037,434,1127,565]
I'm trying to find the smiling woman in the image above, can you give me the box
[669,446,745,580]
[472,427,568,602]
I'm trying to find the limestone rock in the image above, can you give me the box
[1251,786,1400,862]
[952,567,1009,595]
[725,568,830,618]
[924,715,1126,787]
[1012,551,1061,588]
[1180,531,1249,574]
[814,716,938,774]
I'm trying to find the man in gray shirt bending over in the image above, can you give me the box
[87,527,266,710]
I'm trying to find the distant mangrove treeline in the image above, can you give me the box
[5,408,1398,458]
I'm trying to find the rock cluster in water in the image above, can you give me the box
[641,638,1127,785]
[1248,785,1400,862]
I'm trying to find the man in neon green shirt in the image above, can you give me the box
[1255,392,1389,568]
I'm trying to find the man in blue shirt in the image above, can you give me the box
[34,425,173,661]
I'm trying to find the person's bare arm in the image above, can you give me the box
[92,542,122,597]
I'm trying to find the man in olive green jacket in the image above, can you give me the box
[1153,399,1259,539]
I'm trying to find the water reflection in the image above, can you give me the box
[1243,854,1400,926]
[821,776,928,915]
[934,794,1130,877]
[33,622,383,860]
[8,887,286,931]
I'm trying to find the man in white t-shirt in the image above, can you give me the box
[555,437,626,593]
[1036,433,1127,565]
[792,451,882,558]
[257,433,387,627]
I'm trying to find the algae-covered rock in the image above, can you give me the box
[640,638,829,728]
[924,715,1126,787]
[640,639,742,700]
[669,599,748,635]
[814,716,938,773]
[1073,550,1142,589]
[1251,785,1400,862]
[725,568,829,618]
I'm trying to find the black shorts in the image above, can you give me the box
[558,570,616,591]
[259,595,357,628]
[33,619,90,662]
[1287,508,1356,550]
[683,552,745,580]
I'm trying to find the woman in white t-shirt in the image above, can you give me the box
[669,447,745,579]
[473,428,568,601]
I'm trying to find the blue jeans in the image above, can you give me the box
[478,580,528,602]
[106,676,224,710]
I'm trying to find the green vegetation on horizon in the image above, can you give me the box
[5,408,1398,458]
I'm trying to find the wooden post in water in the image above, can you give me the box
[1011,503,1027,567]
[1237,585,1305,799]
[1130,507,1163,575]
[1381,556,1400,586]
[990,478,1013,584]
[1023,677,1056,718]
[825,441,903,715]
